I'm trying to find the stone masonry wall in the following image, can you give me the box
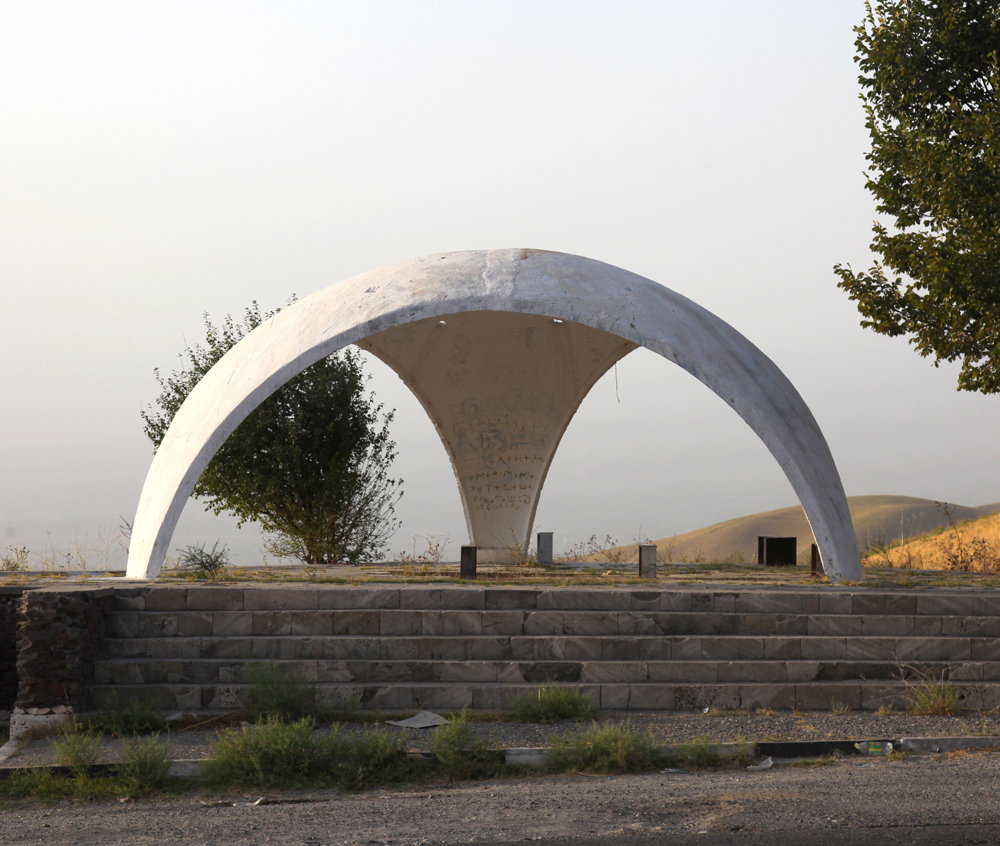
[0,588,22,713]
[14,587,113,716]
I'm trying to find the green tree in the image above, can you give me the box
[142,301,402,565]
[834,0,1000,393]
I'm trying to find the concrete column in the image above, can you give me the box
[460,546,477,579]
[537,532,554,566]
[638,544,657,578]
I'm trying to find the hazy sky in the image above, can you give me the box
[3,1,999,569]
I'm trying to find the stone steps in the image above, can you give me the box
[91,586,1000,713]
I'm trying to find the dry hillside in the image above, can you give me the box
[866,508,1000,571]
[590,495,1000,565]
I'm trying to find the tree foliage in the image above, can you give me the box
[142,302,402,565]
[834,0,1000,393]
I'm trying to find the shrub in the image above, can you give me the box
[903,669,963,715]
[248,663,313,721]
[88,692,167,736]
[175,541,230,578]
[116,734,173,792]
[204,716,322,788]
[545,722,666,774]
[429,713,500,781]
[333,727,411,791]
[507,686,595,723]
[48,724,102,781]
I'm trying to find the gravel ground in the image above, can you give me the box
[5,711,1000,769]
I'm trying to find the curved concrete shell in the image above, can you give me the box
[127,248,862,581]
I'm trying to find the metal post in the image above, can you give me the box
[811,543,820,577]
[638,543,657,578]
[537,532,554,566]
[460,545,477,579]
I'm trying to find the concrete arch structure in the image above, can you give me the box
[126,249,862,581]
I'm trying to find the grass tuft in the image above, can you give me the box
[903,669,963,715]
[116,734,173,792]
[248,664,313,721]
[48,724,101,781]
[507,686,595,723]
[87,692,167,736]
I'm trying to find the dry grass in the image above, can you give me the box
[868,509,1000,573]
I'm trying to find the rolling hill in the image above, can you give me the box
[598,495,1000,564]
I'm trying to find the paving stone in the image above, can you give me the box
[440,662,497,682]
[244,589,318,611]
[807,615,862,636]
[497,663,525,683]
[657,592,694,612]
[716,661,786,683]
[860,683,908,711]
[439,588,486,610]
[702,638,764,660]
[628,591,663,611]
[764,637,801,660]
[942,616,1000,637]
[917,594,992,617]
[738,615,777,636]
[186,588,244,612]
[799,637,847,660]
[785,661,821,682]
[563,612,617,636]
[616,613,663,636]
[818,592,852,615]
[601,637,639,661]
[913,616,943,635]
[291,610,334,636]
[537,589,629,610]
[884,594,918,615]
[523,612,565,635]
[379,637,419,660]
[949,662,983,681]
[667,637,702,660]
[399,589,444,610]
[508,637,535,660]
[734,593,803,614]
[971,638,1000,661]
[713,593,737,613]
[896,636,971,661]
[561,637,604,661]
[774,615,809,636]
[251,611,292,636]
[636,638,672,660]
[842,637,895,660]
[469,636,512,661]
[212,612,251,637]
[417,637,470,660]
[850,594,886,615]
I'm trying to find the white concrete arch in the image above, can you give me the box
[127,248,862,581]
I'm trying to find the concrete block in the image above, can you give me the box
[484,589,538,610]
[251,611,292,636]
[417,638,469,661]
[884,594,918,615]
[524,612,564,635]
[413,685,473,710]
[332,610,379,636]
[786,661,821,682]
[601,637,639,661]
[440,662,497,682]
[702,638,764,660]
[717,662,786,683]
[399,589,444,610]
[657,592,694,612]
[379,638,418,660]
[980,684,1000,710]
[379,610,423,636]
[244,588,318,611]
[318,588,400,610]
[628,591,663,611]
[178,612,214,637]
[971,638,1000,661]
[800,594,821,615]
[714,593,737,613]
[691,594,714,612]
[561,637,604,661]
[472,685,528,710]
[673,685,739,711]
[740,615,777,636]
[537,589,629,611]
[668,637,702,660]
[313,637,377,660]
[438,588,485,610]
[186,588,244,612]
[113,594,145,611]
[818,592,852,615]
[739,684,795,711]
[563,612,617,636]
[896,637,971,661]
[774,615,809,636]
[917,594,992,617]
[860,683,908,711]
[646,662,717,683]
[470,637,512,660]
[107,613,139,638]
[617,613,662,636]
[315,686,360,709]
[799,637,847,660]
[202,637,251,659]
[600,684,631,709]
[913,616,943,636]
[497,663,525,683]
[764,638,801,660]
[734,593,802,614]
[795,683,861,711]
[942,617,1000,637]
[636,638,672,660]
[278,638,315,660]
[862,616,914,637]
[850,594,885,615]
[422,610,483,636]
[250,639,280,659]
[139,614,178,638]
[842,637,895,660]
[316,661,355,693]
[143,588,188,611]
[626,684,676,710]
[580,662,648,683]
[481,611,525,636]
[807,615,861,636]
[212,612,251,637]
[508,637,535,660]
[949,663,983,681]
[291,610,334,636]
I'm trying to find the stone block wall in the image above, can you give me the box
[0,588,22,714]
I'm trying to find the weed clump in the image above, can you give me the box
[507,686,595,723]
[429,713,500,781]
[88,693,167,736]
[248,664,313,721]
[175,541,230,578]
[903,669,963,715]
[116,734,173,792]
[48,724,102,780]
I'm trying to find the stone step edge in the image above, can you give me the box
[4,736,999,780]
